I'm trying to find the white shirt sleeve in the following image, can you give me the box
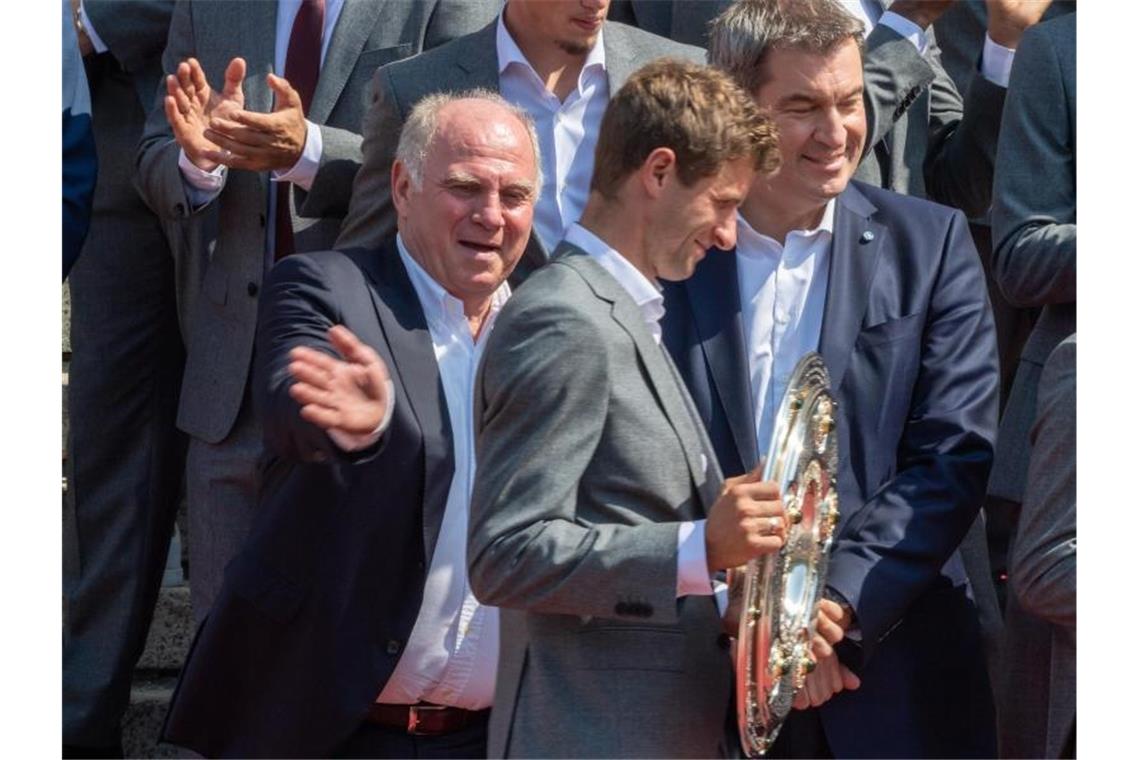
[878,10,929,55]
[272,119,323,192]
[177,149,228,207]
[677,520,715,596]
[979,34,1015,88]
[77,1,109,54]
[326,379,397,452]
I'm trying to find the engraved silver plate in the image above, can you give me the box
[735,352,840,757]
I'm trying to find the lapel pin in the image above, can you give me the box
[860,230,875,243]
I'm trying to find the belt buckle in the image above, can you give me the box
[407,703,447,735]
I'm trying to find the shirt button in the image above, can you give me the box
[247,281,259,297]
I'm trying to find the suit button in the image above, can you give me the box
[386,639,402,655]
[259,213,267,228]
[247,281,259,297]
[717,633,732,650]
[615,602,629,616]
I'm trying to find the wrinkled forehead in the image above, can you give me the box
[429,105,538,180]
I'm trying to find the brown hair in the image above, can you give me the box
[708,0,865,95]
[589,58,779,199]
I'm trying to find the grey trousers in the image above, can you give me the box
[185,392,263,625]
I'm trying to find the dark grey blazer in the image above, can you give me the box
[468,247,731,758]
[988,12,1077,506]
[134,0,495,444]
[334,19,704,282]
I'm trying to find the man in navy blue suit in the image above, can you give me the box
[662,1,1000,756]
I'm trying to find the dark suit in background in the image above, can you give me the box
[135,0,493,623]
[62,0,96,279]
[988,12,1077,758]
[162,245,459,757]
[663,181,1000,757]
[63,3,184,754]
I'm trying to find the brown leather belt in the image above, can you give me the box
[367,702,489,736]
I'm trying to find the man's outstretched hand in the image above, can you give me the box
[164,57,246,172]
[288,325,392,438]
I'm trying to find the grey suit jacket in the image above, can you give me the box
[334,20,703,282]
[135,0,494,444]
[1008,334,1075,759]
[468,247,731,758]
[988,13,1076,505]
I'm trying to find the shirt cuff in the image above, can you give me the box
[326,379,396,452]
[980,34,1015,88]
[178,148,227,208]
[78,2,109,54]
[676,520,715,597]
[878,10,929,56]
[272,119,322,192]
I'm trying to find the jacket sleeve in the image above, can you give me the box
[83,0,175,74]
[825,210,1000,665]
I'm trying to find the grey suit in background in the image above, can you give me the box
[335,19,702,281]
[988,12,1076,758]
[63,2,184,751]
[469,248,730,758]
[135,0,494,622]
[1009,334,1076,759]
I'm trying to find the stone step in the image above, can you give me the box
[122,674,180,759]
[137,583,193,672]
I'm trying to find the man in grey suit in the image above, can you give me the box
[336,0,704,282]
[468,60,785,758]
[135,0,495,623]
[988,11,1076,758]
[63,3,182,756]
[1008,334,1076,759]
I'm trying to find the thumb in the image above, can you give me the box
[267,73,303,113]
[223,57,246,100]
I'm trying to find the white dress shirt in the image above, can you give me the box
[837,0,1014,87]
[562,224,719,603]
[174,0,345,263]
[737,203,834,461]
[497,16,609,252]
[369,235,510,709]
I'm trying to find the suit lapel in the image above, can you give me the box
[684,249,759,470]
[562,250,715,515]
[819,184,886,391]
[602,23,639,92]
[452,21,501,90]
[309,0,382,123]
[358,244,455,565]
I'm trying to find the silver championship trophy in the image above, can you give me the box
[733,352,841,757]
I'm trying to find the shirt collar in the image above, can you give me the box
[737,198,837,257]
[396,233,511,328]
[496,12,607,87]
[563,223,663,313]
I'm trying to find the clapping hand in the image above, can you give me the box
[164,57,246,172]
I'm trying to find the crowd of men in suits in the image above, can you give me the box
[62,0,1076,757]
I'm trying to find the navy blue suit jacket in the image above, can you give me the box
[162,242,454,758]
[663,181,999,757]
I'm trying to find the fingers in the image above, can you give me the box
[840,664,861,691]
[329,325,390,377]
[810,633,834,660]
[223,57,246,100]
[205,118,276,149]
[267,72,303,113]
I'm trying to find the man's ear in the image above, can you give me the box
[639,147,677,199]
[391,159,413,216]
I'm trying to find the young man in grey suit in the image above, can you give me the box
[336,0,704,283]
[468,60,785,758]
[134,0,496,624]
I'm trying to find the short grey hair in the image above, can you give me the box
[708,0,865,95]
[395,89,543,197]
